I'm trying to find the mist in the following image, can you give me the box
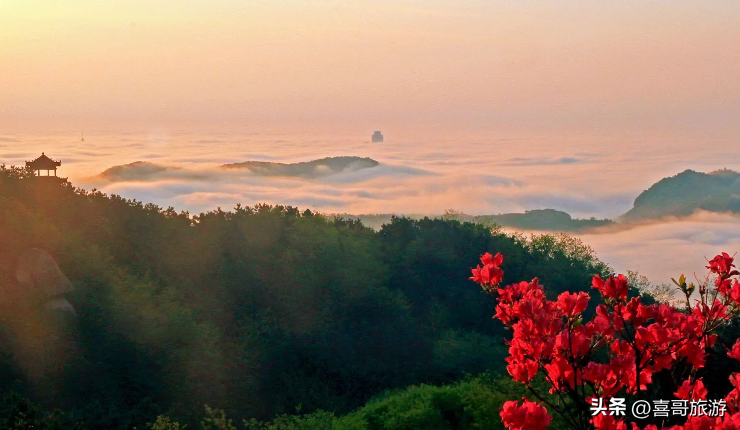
[2,130,739,286]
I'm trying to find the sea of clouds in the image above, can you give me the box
[2,131,739,286]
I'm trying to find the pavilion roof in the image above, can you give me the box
[26,153,61,170]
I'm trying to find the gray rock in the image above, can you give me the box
[16,248,73,296]
[43,297,77,316]
[15,249,75,314]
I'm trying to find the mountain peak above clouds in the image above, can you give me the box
[221,156,379,178]
[621,169,740,221]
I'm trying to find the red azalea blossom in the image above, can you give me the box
[707,252,739,278]
[730,280,740,303]
[729,340,740,361]
[500,398,552,430]
[470,252,505,286]
[557,291,590,317]
[675,378,708,401]
[482,251,504,267]
[592,414,628,430]
[592,274,629,301]
[470,250,740,430]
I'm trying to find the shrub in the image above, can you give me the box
[471,251,740,429]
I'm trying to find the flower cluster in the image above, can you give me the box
[500,398,552,430]
[471,251,740,430]
[470,252,504,292]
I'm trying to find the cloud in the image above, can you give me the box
[493,192,635,215]
[71,150,113,157]
[8,131,740,287]
[318,163,435,184]
[172,157,236,164]
[0,137,20,142]
[502,211,740,285]
[578,211,740,284]
[280,196,347,208]
[583,210,740,235]
[354,190,380,199]
[418,152,460,161]
[500,156,586,166]
[0,153,32,159]
[481,175,525,187]
[239,153,280,160]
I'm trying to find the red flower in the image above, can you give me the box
[481,251,503,267]
[470,250,740,429]
[727,280,740,305]
[555,329,591,359]
[715,413,740,430]
[557,291,589,317]
[507,359,539,383]
[470,252,504,286]
[592,414,629,430]
[498,280,531,304]
[707,252,738,277]
[679,416,718,430]
[730,340,740,361]
[545,356,576,390]
[675,378,708,401]
[726,374,740,414]
[677,340,706,368]
[500,398,552,430]
[592,274,629,301]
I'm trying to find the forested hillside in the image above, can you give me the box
[622,169,740,220]
[0,165,611,429]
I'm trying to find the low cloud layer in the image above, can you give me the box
[3,131,740,285]
[501,156,585,166]
[580,211,740,285]
[497,211,740,288]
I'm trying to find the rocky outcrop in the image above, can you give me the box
[0,249,78,406]
[15,248,76,315]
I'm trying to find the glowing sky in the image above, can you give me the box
[2,1,739,135]
[3,1,740,284]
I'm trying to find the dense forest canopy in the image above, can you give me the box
[0,165,614,428]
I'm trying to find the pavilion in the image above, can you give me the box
[26,153,62,177]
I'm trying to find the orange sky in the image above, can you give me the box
[2,1,740,136]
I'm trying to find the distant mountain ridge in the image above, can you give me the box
[221,156,379,178]
[476,209,613,231]
[97,161,185,181]
[621,168,740,221]
[340,209,614,232]
[94,156,381,182]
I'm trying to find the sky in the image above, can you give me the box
[2,1,740,286]
[2,1,740,136]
